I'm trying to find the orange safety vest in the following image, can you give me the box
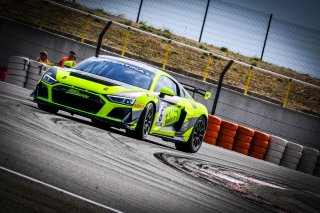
[36,58,53,65]
[59,56,77,67]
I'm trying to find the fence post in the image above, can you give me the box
[136,0,144,23]
[260,14,273,61]
[283,78,292,108]
[199,0,211,42]
[244,66,253,95]
[162,40,171,70]
[121,27,131,56]
[211,60,234,115]
[81,15,91,43]
[203,53,212,82]
[96,21,113,58]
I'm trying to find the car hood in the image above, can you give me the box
[56,68,146,95]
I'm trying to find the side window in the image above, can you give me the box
[154,76,178,96]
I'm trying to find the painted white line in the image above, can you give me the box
[0,165,124,213]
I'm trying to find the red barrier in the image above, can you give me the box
[0,66,8,81]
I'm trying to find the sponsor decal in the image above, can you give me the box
[133,103,145,110]
[164,107,180,126]
[66,88,89,99]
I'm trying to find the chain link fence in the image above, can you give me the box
[73,0,320,79]
[0,0,320,115]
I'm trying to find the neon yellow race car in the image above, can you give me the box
[34,55,210,153]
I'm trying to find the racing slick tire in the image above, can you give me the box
[134,103,155,140]
[175,116,206,153]
[37,103,59,114]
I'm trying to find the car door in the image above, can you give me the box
[151,75,184,137]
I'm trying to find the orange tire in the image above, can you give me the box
[218,141,233,150]
[217,134,234,144]
[250,145,267,154]
[207,124,220,132]
[220,128,237,138]
[254,131,270,141]
[234,140,251,150]
[252,139,269,149]
[208,115,222,125]
[235,134,252,143]
[250,151,264,159]
[237,125,255,137]
[204,136,217,145]
[205,130,219,139]
[221,120,238,131]
[234,146,249,155]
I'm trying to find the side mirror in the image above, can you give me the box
[64,61,74,68]
[204,91,211,100]
[160,87,175,97]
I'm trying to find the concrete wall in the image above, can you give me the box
[1,17,319,149]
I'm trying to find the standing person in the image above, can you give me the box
[59,51,77,67]
[36,51,53,65]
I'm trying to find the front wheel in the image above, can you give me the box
[37,103,59,114]
[175,116,206,153]
[132,103,155,140]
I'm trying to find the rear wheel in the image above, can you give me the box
[37,103,59,114]
[132,103,154,140]
[175,116,206,153]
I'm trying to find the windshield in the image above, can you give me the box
[74,59,155,90]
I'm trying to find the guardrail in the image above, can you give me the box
[40,0,320,109]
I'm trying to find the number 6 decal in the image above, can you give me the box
[156,102,167,126]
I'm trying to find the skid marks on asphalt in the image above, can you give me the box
[155,153,320,213]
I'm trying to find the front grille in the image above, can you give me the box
[37,83,48,99]
[108,108,131,120]
[52,85,104,114]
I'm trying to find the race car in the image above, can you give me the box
[34,55,210,153]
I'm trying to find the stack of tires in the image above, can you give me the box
[233,125,254,155]
[280,142,303,170]
[297,147,319,175]
[204,115,222,145]
[25,60,49,90]
[6,56,29,87]
[249,131,270,159]
[216,120,238,150]
[264,136,288,165]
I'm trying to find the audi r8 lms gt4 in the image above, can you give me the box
[34,55,210,153]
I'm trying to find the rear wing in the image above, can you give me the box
[180,83,211,100]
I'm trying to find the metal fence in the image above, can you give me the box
[1,0,320,115]
[73,0,320,78]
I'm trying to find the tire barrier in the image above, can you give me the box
[203,115,320,177]
[233,125,254,155]
[6,56,29,87]
[297,147,319,175]
[280,141,303,170]
[249,131,270,159]
[204,115,222,145]
[217,121,238,150]
[25,60,49,90]
[264,136,288,165]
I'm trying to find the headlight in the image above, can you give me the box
[107,95,135,105]
[42,67,57,84]
[42,73,57,84]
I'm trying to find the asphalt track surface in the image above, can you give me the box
[0,81,320,213]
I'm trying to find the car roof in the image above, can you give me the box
[95,55,168,76]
